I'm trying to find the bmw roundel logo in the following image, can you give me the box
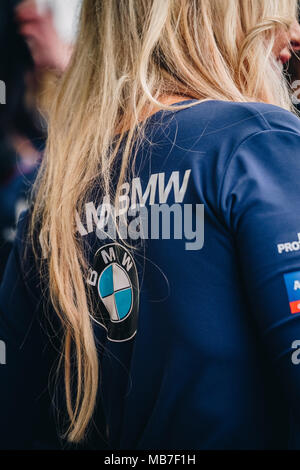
[98,263,133,323]
[88,243,139,342]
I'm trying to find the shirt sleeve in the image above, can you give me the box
[220,128,300,446]
[0,212,61,449]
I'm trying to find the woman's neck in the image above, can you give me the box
[116,94,195,135]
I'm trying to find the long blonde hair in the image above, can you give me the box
[31,0,298,443]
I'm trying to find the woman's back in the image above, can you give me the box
[2,99,300,449]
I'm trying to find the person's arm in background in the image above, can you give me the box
[220,125,300,447]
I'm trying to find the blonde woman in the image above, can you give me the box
[1,0,300,450]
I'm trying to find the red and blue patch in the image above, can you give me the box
[284,271,300,314]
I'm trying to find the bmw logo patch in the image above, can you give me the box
[88,243,139,342]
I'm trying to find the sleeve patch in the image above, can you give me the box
[284,271,300,314]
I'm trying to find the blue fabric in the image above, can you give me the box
[1,100,300,449]
[0,165,37,280]
[99,265,114,298]
[114,289,132,320]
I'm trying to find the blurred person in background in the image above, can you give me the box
[2,0,300,452]
[15,0,79,73]
[0,0,78,281]
[0,0,44,280]
[15,0,80,114]
[288,9,300,109]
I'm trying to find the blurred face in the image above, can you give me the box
[273,20,300,66]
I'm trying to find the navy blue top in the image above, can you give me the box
[1,100,300,450]
[0,165,37,280]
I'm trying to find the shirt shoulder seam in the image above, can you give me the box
[217,128,300,214]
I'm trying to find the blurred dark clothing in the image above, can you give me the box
[0,162,38,280]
